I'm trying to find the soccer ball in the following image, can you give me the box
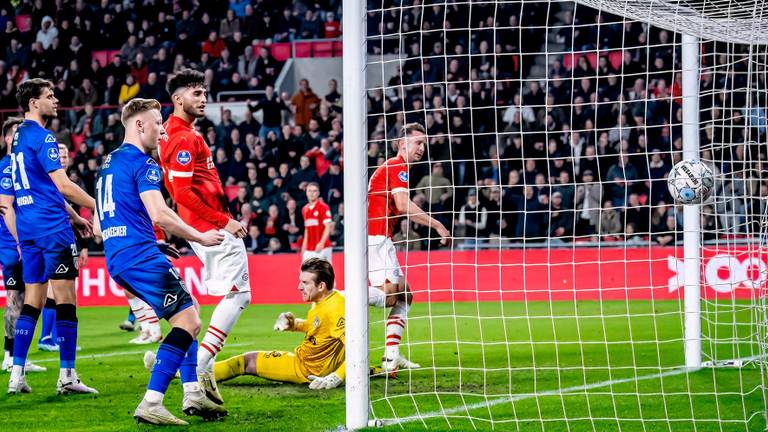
[667,159,714,204]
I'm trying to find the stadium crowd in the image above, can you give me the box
[1,0,765,254]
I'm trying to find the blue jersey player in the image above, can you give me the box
[0,117,45,374]
[4,79,97,395]
[95,98,226,424]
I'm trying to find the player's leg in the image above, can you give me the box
[46,229,96,395]
[126,291,162,345]
[191,232,251,405]
[120,305,137,331]
[37,287,58,351]
[214,351,308,384]
[8,239,48,394]
[2,260,45,373]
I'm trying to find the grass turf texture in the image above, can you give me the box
[0,301,764,431]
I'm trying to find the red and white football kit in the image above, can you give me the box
[159,114,250,296]
[302,199,333,262]
[367,155,409,288]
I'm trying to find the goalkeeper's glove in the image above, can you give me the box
[273,312,295,331]
[307,372,343,390]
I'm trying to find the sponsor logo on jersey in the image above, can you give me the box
[48,147,59,161]
[336,317,345,328]
[55,264,69,274]
[6,277,15,286]
[2,166,11,174]
[146,158,158,166]
[163,293,177,307]
[0,177,12,190]
[176,150,192,165]
[398,171,408,182]
[44,134,56,143]
[146,167,162,184]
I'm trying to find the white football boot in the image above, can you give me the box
[134,398,188,425]
[57,369,99,395]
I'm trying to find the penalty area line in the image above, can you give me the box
[31,342,251,364]
[372,355,762,427]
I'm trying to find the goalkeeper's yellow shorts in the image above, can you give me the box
[255,351,309,384]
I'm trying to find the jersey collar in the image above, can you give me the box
[167,113,194,130]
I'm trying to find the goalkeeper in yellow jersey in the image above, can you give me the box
[214,258,346,389]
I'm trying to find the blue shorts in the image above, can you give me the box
[113,257,194,320]
[19,228,78,284]
[0,246,23,291]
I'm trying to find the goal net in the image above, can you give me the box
[352,0,768,429]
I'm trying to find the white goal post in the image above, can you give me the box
[344,0,768,430]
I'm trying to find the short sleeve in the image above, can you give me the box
[388,163,409,193]
[0,164,13,196]
[322,203,332,223]
[136,158,163,193]
[37,132,63,173]
[166,133,197,180]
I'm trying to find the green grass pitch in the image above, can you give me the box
[0,301,764,431]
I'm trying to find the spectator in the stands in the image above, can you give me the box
[249,85,290,141]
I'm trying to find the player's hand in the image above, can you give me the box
[273,312,295,331]
[224,218,247,239]
[308,372,343,390]
[78,248,88,268]
[71,215,94,238]
[157,242,181,259]
[436,225,451,246]
[198,229,225,247]
[314,244,324,253]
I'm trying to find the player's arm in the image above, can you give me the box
[273,312,308,332]
[64,202,93,237]
[315,211,334,252]
[140,189,223,246]
[0,194,18,243]
[49,169,96,210]
[393,191,450,244]
[167,134,245,237]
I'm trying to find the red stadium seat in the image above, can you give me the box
[92,50,109,67]
[313,41,334,57]
[225,185,240,201]
[608,50,623,70]
[293,41,313,58]
[15,15,32,33]
[332,40,343,56]
[270,43,292,61]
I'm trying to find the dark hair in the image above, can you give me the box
[1,116,22,139]
[401,122,426,138]
[16,78,54,113]
[166,69,205,96]
[306,182,320,190]
[301,258,335,291]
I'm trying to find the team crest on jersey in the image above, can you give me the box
[313,316,321,329]
[44,134,56,143]
[398,171,408,182]
[48,147,59,161]
[0,178,12,190]
[176,150,192,165]
[146,167,162,184]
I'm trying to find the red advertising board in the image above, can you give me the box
[0,247,762,307]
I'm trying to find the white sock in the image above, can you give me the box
[10,364,23,380]
[368,287,386,308]
[144,389,164,403]
[59,367,75,382]
[198,291,250,373]
[385,301,408,359]
[128,297,157,329]
[183,382,201,394]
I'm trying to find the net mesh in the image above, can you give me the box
[363,0,768,429]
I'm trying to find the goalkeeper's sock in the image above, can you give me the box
[385,301,408,360]
[13,305,40,366]
[180,340,200,393]
[214,354,246,382]
[198,290,250,372]
[146,327,193,400]
[38,298,56,343]
[55,303,78,369]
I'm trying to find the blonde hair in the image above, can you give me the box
[121,98,162,126]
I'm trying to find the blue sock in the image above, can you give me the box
[148,327,193,395]
[180,340,198,384]
[39,298,56,343]
[127,307,136,324]
[55,304,77,369]
[13,305,40,367]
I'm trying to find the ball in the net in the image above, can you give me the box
[667,159,714,204]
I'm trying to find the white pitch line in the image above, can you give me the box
[376,355,764,427]
[30,342,251,364]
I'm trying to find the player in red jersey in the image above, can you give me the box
[158,69,249,407]
[367,122,450,374]
[301,182,333,263]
